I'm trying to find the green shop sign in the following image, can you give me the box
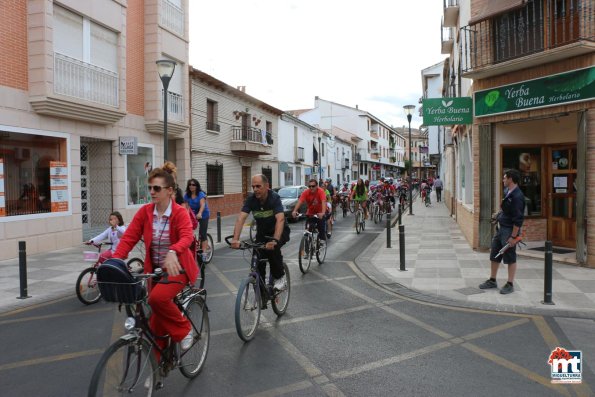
[422,97,473,126]
[475,66,595,117]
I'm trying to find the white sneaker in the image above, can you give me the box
[274,277,287,291]
[181,330,193,351]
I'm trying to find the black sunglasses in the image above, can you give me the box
[308,184,317,188]
[188,183,197,186]
[148,185,168,192]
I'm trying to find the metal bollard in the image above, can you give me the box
[543,240,554,305]
[398,204,402,225]
[216,211,222,243]
[399,225,406,271]
[17,241,31,299]
[386,216,391,248]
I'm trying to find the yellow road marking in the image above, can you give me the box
[0,349,103,372]
[0,306,112,326]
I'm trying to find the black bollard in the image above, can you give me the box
[543,240,554,305]
[17,241,31,299]
[398,204,402,225]
[386,216,391,248]
[399,225,406,271]
[216,211,222,243]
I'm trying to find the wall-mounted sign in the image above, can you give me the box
[423,97,473,125]
[119,137,138,155]
[475,66,595,117]
[50,161,69,212]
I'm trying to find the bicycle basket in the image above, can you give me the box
[96,258,144,304]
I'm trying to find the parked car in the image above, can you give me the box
[277,185,307,220]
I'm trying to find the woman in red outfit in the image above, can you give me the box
[113,161,198,350]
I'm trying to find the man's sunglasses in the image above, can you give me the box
[308,184,317,188]
[148,185,168,192]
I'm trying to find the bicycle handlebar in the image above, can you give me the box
[225,235,276,250]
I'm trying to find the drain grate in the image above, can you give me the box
[454,287,485,296]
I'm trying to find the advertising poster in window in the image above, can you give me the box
[0,158,5,217]
[50,161,69,212]
[127,146,153,205]
[502,147,541,216]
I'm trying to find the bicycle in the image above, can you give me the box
[339,193,349,217]
[371,192,385,224]
[77,242,144,305]
[423,188,432,207]
[298,215,327,274]
[192,235,207,289]
[353,200,366,234]
[89,263,209,396]
[225,236,290,342]
[196,232,214,265]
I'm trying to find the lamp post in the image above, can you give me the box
[318,134,322,181]
[156,59,177,161]
[404,105,415,215]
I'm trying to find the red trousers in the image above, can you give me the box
[148,274,190,345]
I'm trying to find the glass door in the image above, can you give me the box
[547,146,577,247]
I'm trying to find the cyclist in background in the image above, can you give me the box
[350,178,368,220]
[292,178,327,241]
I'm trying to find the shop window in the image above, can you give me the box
[0,130,68,217]
[502,146,542,216]
[283,167,294,186]
[126,146,154,205]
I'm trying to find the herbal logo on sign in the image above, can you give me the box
[548,347,582,384]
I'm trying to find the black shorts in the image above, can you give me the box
[489,226,517,265]
[198,218,209,241]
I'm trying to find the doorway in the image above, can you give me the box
[547,145,577,248]
[242,166,251,200]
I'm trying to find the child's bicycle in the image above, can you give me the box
[225,236,290,342]
[76,242,144,305]
[88,262,210,396]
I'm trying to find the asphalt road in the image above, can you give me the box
[0,212,593,396]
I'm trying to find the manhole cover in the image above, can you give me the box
[454,287,485,296]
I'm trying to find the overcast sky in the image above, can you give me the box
[189,0,445,129]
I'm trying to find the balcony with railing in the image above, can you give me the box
[342,158,350,170]
[295,146,305,163]
[54,52,118,107]
[443,0,459,27]
[441,21,454,54]
[461,0,595,79]
[206,121,220,132]
[230,126,272,155]
[162,90,184,123]
[160,0,184,36]
[30,52,126,124]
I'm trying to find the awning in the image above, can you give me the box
[469,0,525,24]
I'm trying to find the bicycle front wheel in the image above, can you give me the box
[235,278,261,342]
[342,203,348,217]
[355,211,362,234]
[76,267,101,305]
[179,296,210,378]
[271,263,290,316]
[298,235,312,274]
[202,234,214,264]
[349,199,355,213]
[88,337,157,397]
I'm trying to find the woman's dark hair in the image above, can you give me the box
[110,211,124,226]
[185,178,203,197]
[148,161,177,189]
[355,179,365,196]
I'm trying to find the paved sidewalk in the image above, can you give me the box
[355,192,595,319]
[0,214,242,314]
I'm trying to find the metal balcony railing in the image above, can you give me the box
[295,146,305,162]
[461,0,595,73]
[343,158,350,169]
[206,121,220,132]
[54,52,119,107]
[160,0,184,36]
[161,90,184,123]
[232,126,271,145]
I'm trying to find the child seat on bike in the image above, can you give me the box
[97,258,145,304]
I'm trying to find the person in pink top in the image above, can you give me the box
[292,178,328,241]
[113,161,197,352]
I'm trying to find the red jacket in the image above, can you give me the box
[114,200,198,284]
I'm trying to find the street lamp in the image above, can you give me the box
[318,134,322,181]
[404,104,415,215]
[156,59,177,161]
